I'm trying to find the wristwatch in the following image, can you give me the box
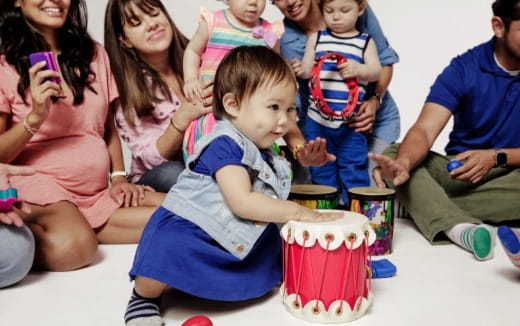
[495,149,507,167]
[371,92,382,107]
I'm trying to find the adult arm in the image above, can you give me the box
[156,97,212,160]
[351,5,399,133]
[349,65,393,132]
[0,63,61,163]
[106,105,152,206]
[370,102,451,186]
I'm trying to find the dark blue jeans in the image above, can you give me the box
[306,118,369,204]
[136,160,185,193]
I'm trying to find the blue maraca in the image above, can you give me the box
[446,160,463,172]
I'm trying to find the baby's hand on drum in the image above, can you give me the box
[297,208,343,222]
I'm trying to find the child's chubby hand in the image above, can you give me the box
[290,58,306,79]
[338,60,362,80]
[293,206,344,223]
[183,79,203,104]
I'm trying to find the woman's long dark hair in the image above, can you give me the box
[0,0,96,105]
[104,0,189,125]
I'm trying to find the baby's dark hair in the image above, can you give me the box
[213,46,296,120]
[492,0,520,30]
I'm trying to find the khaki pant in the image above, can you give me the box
[384,144,520,242]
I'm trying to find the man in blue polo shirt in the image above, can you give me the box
[369,0,520,262]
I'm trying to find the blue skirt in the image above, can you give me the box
[129,207,282,301]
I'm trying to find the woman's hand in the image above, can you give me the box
[109,177,155,207]
[0,164,36,227]
[28,61,62,125]
[348,96,377,133]
[175,78,214,129]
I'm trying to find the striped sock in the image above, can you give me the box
[445,223,495,261]
[124,288,163,326]
[497,226,520,269]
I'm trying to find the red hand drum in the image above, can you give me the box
[280,211,376,323]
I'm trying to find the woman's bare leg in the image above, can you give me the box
[96,191,165,244]
[27,201,98,271]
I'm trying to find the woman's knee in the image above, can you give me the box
[40,227,98,271]
[31,202,99,271]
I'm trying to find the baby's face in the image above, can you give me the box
[322,0,363,35]
[233,80,297,149]
[228,0,267,28]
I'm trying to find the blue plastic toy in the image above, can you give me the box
[368,258,397,278]
[446,160,463,172]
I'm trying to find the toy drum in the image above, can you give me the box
[288,185,338,209]
[348,187,395,256]
[280,211,376,323]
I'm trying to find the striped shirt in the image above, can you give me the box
[309,30,370,128]
[199,8,283,80]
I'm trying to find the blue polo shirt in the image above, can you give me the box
[426,37,520,154]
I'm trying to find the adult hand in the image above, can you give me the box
[109,178,155,208]
[28,61,62,125]
[296,137,336,167]
[338,60,362,80]
[175,78,214,128]
[368,152,410,187]
[199,78,214,109]
[450,149,495,184]
[348,97,377,133]
[0,164,36,227]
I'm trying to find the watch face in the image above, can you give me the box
[497,151,507,166]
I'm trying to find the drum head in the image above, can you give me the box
[348,187,395,200]
[289,185,338,200]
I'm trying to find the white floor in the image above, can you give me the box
[1,217,518,326]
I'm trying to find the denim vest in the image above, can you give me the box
[162,118,292,260]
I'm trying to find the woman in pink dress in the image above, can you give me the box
[0,0,162,272]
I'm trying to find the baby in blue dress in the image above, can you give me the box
[124,45,341,326]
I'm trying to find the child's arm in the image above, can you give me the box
[290,33,317,79]
[216,164,341,223]
[183,20,210,104]
[338,38,381,82]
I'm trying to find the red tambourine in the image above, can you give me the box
[309,53,359,119]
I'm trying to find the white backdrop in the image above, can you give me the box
[86,0,494,153]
